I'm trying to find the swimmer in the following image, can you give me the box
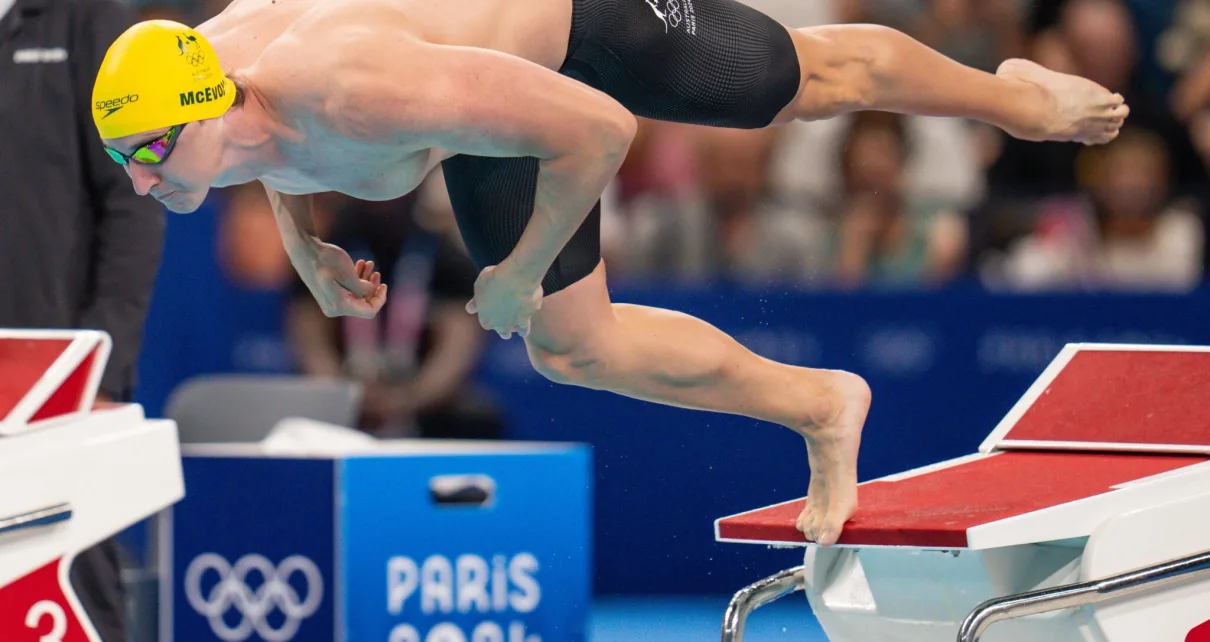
[92,0,1128,546]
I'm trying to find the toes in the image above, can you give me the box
[811,517,829,543]
[816,517,839,546]
[796,508,816,541]
[797,499,830,543]
[1097,105,1129,121]
[1089,127,1120,145]
[806,520,822,543]
[816,512,850,547]
[1078,121,1122,146]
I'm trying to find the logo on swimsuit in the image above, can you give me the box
[95,94,139,119]
[644,0,669,31]
[179,81,228,107]
[643,0,695,36]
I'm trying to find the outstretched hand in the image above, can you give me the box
[466,264,543,340]
[303,241,388,319]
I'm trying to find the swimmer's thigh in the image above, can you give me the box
[561,0,802,128]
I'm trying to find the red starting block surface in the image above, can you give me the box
[984,347,1210,454]
[0,332,109,436]
[717,451,1210,547]
[716,344,1210,550]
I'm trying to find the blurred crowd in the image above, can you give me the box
[128,0,1210,434]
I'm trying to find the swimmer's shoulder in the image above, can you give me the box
[245,0,429,80]
[196,0,326,71]
[251,1,434,92]
[240,1,435,136]
[285,0,427,45]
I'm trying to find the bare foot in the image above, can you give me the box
[996,58,1130,145]
[794,370,870,546]
[796,441,827,540]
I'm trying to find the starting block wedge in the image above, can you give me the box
[0,330,184,642]
[716,343,1210,642]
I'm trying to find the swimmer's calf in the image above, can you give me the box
[773,24,1128,145]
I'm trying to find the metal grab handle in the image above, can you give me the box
[0,503,73,537]
[722,566,806,642]
[959,548,1210,642]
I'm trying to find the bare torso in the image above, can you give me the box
[198,0,574,199]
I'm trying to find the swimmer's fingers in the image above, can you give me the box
[350,278,377,297]
[356,260,376,281]
[343,283,388,319]
[331,264,375,298]
[368,283,388,315]
[520,290,539,338]
[354,260,382,293]
[468,300,488,328]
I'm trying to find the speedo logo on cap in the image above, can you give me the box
[95,94,139,119]
[179,81,227,106]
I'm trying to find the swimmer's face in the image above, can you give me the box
[103,122,219,213]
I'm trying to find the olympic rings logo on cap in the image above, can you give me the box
[184,553,324,642]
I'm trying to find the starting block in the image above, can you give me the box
[0,330,183,642]
[715,343,1210,642]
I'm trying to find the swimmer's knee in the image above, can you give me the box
[526,341,609,389]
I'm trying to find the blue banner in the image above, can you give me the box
[166,448,592,642]
[170,457,336,642]
[339,448,593,642]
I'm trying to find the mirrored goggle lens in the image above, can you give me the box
[105,148,128,165]
[132,136,172,163]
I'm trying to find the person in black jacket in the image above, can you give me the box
[1,0,165,638]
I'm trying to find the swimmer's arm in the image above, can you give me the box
[263,186,320,262]
[333,42,637,284]
[263,183,384,317]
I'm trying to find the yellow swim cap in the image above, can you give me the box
[92,20,236,140]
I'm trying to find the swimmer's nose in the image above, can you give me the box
[127,163,160,196]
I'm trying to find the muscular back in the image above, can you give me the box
[197,0,575,199]
[199,0,573,81]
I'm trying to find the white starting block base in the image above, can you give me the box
[717,344,1210,642]
[803,489,1210,641]
[0,330,183,642]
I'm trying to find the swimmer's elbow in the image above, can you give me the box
[587,108,637,161]
[612,111,639,149]
[551,108,634,178]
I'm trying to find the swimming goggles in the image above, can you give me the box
[103,123,185,166]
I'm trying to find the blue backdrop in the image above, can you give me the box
[135,203,1210,596]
